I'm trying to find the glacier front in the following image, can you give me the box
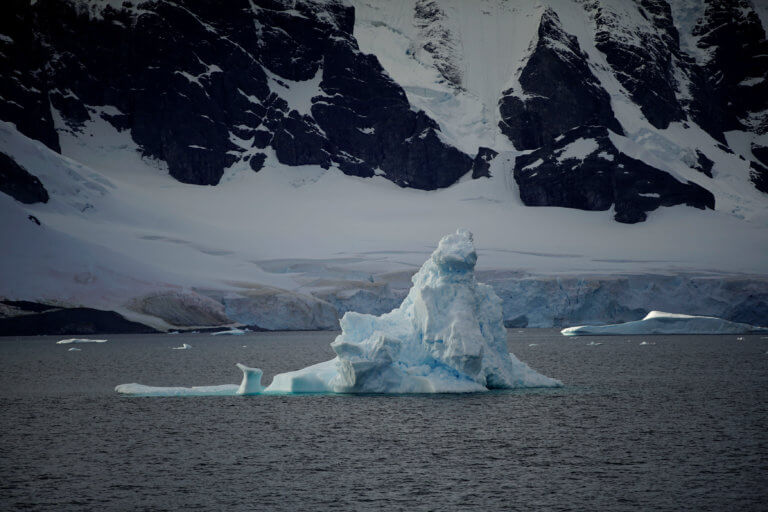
[561,311,768,336]
[116,230,561,396]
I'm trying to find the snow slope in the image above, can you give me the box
[1,0,767,330]
[2,115,767,328]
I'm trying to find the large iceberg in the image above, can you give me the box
[116,230,561,396]
[561,311,768,336]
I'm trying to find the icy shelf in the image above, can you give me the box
[116,230,561,396]
[561,311,768,336]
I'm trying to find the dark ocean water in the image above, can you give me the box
[1,329,767,511]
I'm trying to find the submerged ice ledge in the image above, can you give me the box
[115,230,562,396]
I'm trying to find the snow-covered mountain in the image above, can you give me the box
[1,0,767,331]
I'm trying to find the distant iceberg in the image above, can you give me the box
[210,328,248,336]
[57,338,107,344]
[561,311,768,336]
[116,230,561,396]
[172,343,192,350]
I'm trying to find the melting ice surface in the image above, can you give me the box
[115,230,562,396]
[561,311,768,336]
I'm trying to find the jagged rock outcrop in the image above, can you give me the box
[513,126,714,223]
[586,0,686,129]
[500,7,716,223]
[0,152,49,204]
[413,0,462,88]
[498,9,623,151]
[689,0,768,139]
[471,147,498,179]
[0,0,471,189]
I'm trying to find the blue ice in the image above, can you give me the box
[116,230,561,396]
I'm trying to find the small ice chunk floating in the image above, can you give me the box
[116,230,561,396]
[561,311,768,336]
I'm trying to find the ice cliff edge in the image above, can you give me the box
[116,230,561,396]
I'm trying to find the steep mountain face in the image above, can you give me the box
[1,0,765,217]
[689,0,768,139]
[499,8,624,151]
[513,126,714,224]
[1,0,767,332]
[588,0,686,130]
[0,0,471,189]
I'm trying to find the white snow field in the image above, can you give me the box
[115,230,562,396]
[2,113,767,330]
[561,311,768,336]
[2,0,768,331]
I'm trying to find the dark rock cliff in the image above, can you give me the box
[0,0,471,189]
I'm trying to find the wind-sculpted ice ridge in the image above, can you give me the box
[561,311,768,336]
[115,230,562,396]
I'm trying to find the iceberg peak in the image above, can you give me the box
[266,229,561,393]
[428,228,478,277]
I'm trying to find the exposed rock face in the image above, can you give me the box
[751,161,768,194]
[753,145,768,168]
[513,126,714,223]
[0,0,765,222]
[413,0,462,88]
[0,306,156,336]
[498,9,623,151]
[691,150,714,178]
[0,152,49,204]
[0,7,60,153]
[689,0,768,138]
[587,0,685,129]
[1,0,471,189]
[471,147,498,179]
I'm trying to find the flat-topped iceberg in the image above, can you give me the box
[211,328,248,336]
[561,311,768,336]
[116,230,561,396]
[57,338,107,344]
